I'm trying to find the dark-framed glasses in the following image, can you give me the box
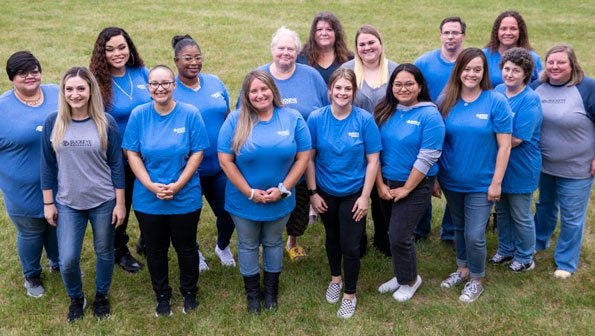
[148,81,174,90]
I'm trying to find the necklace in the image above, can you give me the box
[112,72,134,100]
[15,89,43,106]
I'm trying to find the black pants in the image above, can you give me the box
[319,189,365,295]
[370,187,390,254]
[380,176,434,284]
[200,170,235,249]
[135,209,201,299]
[286,181,310,237]
[114,163,135,259]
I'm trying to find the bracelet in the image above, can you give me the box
[307,188,317,196]
[43,202,54,206]
[248,188,255,200]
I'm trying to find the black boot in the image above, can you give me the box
[243,274,261,314]
[263,272,280,310]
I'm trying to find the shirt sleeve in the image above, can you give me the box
[121,106,141,152]
[189,108,210,153]
[306,111,318,150]
[40,113,58,190]
[512,93,542,141]
[363,115,382,154]
[491,93,513,134]
[217,110,237,154]
[106,115,125,189]
[294,113,312,152]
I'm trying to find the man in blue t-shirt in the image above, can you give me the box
[413,16,466,243]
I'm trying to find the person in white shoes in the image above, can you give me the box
[375,64,445,302]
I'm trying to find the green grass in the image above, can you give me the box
[0,1,594,335]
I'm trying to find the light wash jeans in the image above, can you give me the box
[495,193,535,264]
[231,214,289,276]
[535,173,593,273]
[56,199,115,298]
[10,215,59,277]
[443,189,494,279]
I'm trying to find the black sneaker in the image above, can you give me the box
[93,294,110,319]
[155,297,172,317]
[182,294,198,314]
[117,252,143,273]
[67,297,87,323]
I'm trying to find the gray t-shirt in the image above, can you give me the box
[341,59,398,113]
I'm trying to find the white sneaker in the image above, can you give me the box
[215,245,236,267]
[198,250,209,272]
[554,269,571,279]
[392,275,422,302]
[378,277,400,293]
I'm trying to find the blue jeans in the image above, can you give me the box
[56,199,115,298]
[535,173,593,272]
[200,171,235,250]
[495,193,535,264]
[231,214,289,276]
[10,215,59,277]
[440,208,455,241]
[443,190,494,279]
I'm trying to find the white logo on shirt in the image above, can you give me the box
[137,84,147,90]
[476,114,488,120]
[278,130,290,136]
[282,97,297,105]
[35,125,43,132]
[173,127,186,134]
[406,120,420,126]
[211,92,222,99]
[348,132,359,138]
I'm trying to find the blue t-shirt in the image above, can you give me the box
[414,49,455,102]
[483,48,543,87]
[109,66,152,137]
[122,102,209,215]
[438,90,513,192]
[256,63,328,120]
[495,85,542,193]
[307,105,382,196]
[218,107,311,221]
[379,103,445,181]
[173,73,229,176]
[0,84,59,217]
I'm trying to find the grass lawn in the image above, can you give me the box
[0,1,593,335]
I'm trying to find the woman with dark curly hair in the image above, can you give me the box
[297,11,354,84]
[483,10,543,86]
[90,27,150,273]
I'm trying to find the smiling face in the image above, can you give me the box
[356,33,382,65]
[105,34,130,71]
[148,68,175,105]
[315,20,336,49]
[174,45,203,80]
[329,77,353,108]
[460,57,484,90]
[392,71,421,107]
[248,78,274,114]
[501,61,527,92]
[272,34,298,69]
[64,76,90,112]
[12,67,42,96]
[545,51,572,85]
[440,21,465,53]
[498,16,520,49]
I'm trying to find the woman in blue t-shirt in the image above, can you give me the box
[375,64,445,302]
[90,26,151,273]
[41,67,125,322]
[171,34,236,271]
[490,48,542,272]
[0,51,59,298]
[123,65,209,317]
[306,68,380,319]
[218,70,311,314]
[436,48,512,303]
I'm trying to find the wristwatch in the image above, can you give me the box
[307,188,318,196]
[278,183,292,198]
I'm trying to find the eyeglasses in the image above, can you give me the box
[17,70,41,78]
[393,82,417,91]
[441,31,463,37]
[178,55,203,63]
[148,81,174,90]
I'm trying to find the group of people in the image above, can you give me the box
[0,9,592,322]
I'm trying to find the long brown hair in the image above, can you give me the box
[301,12,353,65]
[485,11,533,52]
[439,48,491,117]
[232,70,283,153]
[89,27,145,110]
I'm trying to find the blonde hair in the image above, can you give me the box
[53,67,108,151]
[354,25,389,89]
[232,70,283,153]
[539,44,584,86]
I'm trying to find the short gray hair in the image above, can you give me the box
[270,26,301,52]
